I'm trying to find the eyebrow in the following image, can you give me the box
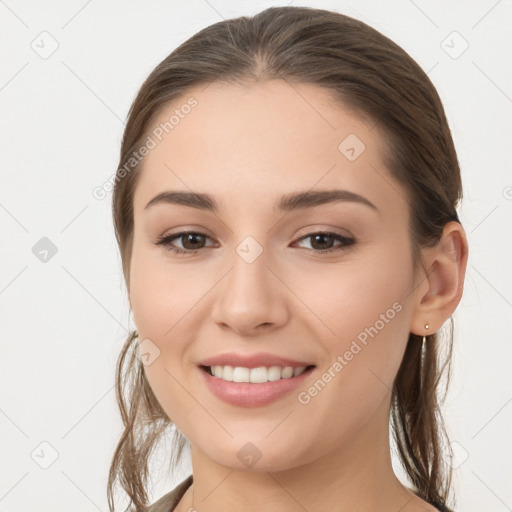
[144,189,379,214]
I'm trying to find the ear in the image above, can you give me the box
[410,221,469,336]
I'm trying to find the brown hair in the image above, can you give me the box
[108,6,462,511]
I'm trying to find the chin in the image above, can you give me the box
[193,435,313,473]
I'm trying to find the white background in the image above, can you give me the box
[0,1,511,511]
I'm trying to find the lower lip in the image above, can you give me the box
[199,366,314,407]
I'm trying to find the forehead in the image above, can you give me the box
[132,79,406,217]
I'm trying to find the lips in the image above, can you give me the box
[197,352,316,407]
[199,352,313,369]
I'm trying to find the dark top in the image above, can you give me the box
[147,475,193,512]
[146,475,450,512]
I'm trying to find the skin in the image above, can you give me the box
[128,79,468,512]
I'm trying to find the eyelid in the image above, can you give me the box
[157,225,353,244]
[294,224,354,238]
[156,230,218,249]
[155,227,356,257]
[292,231,355,251]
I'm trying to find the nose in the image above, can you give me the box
[210,246,290,337]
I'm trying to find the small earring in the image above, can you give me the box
[420,323,430,386]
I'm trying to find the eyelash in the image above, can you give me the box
[154,230,355,256]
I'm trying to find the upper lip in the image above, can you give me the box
[199,352,314,369]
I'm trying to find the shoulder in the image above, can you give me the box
[412,498,452,512]
[405,501,448,512]
[147,475,193,512]
[402,488,451,512]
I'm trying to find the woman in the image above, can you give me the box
[108,6,468,512]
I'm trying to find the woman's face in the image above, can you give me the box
[129,79,426,471]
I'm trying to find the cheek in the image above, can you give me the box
[300,252,412,343]
[307,247,413,387]
[129,256,205,425]
[129,244,199,336]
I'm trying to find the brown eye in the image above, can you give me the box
[295,232,355,254]
[154,230,354,256]
[179,233,207,250]
[155,231,214,254]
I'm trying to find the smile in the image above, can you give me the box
[198,363,316,407]
[203,364,312,383]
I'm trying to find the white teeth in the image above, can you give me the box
[232,366,250,383]
[267,366,282,381]
[249,366,268,383]
[222,365,234,381]
[281,366,294,379]
[209,365,308,382]
[293,366,306,377]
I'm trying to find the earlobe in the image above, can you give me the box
[411,221,469,335]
